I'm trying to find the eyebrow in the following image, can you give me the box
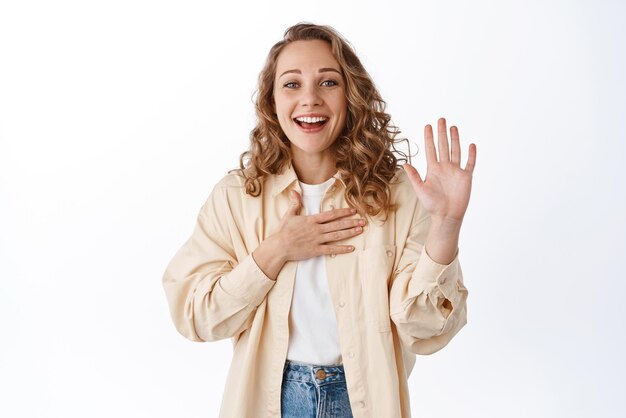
[278,68,342,78]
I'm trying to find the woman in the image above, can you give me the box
[162,22,476,418]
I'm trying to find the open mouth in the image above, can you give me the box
[293,118,329,129]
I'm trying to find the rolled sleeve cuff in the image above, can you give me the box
[221,253,276,307]
[409,247,460,300]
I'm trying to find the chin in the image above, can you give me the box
[290,141,332,154]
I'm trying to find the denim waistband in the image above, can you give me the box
[283,359,346,385]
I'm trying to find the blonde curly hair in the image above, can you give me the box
[233,22,410,221]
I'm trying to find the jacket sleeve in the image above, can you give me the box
[162,185,276,342]
[389,196,469,355]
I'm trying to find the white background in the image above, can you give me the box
[1,0,625,417]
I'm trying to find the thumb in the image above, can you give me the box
[286,190,302,216]
[403,163,424,194]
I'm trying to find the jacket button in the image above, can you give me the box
[440,276,447,285]
[315,369,327,380]
[348,352,355,358]
[329,204,335,210]
[360,401,366,408]
[339,301,345,308]
[386,250,393,257]
[330,253,336,258]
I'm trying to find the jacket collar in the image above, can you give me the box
[271,161,346,197]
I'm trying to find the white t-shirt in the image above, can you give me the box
[286,175,342,366]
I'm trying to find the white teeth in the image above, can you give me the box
[295,116,328,123]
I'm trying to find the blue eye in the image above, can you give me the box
[283,80,338,89]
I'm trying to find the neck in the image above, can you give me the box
[291,151,336,184]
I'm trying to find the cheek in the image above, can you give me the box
[274,95,291,115]
[334,94,347,117]
[275,106,293,130]
[337,99,348,123]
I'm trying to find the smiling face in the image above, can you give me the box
[273,40,347,167]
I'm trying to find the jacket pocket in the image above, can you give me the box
[358,244,396,333]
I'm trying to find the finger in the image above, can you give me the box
[438,117,450,162]
[424,124,437,165]
[320,225,362,244]
[402,163,424,189]
[321,244,355,256]
[464,143,477,174]
[450,125,461,166]
[313,207,355,224]
[319,218,363,234]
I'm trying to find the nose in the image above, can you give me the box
[300,83,322,107]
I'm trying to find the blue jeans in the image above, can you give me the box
[281,359,354,418]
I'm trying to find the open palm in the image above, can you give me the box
[403,118,476,223]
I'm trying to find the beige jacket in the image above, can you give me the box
[162,162,469,417]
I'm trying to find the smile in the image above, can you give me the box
[293,117,329,133]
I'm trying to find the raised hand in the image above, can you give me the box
[403,117,476,225]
